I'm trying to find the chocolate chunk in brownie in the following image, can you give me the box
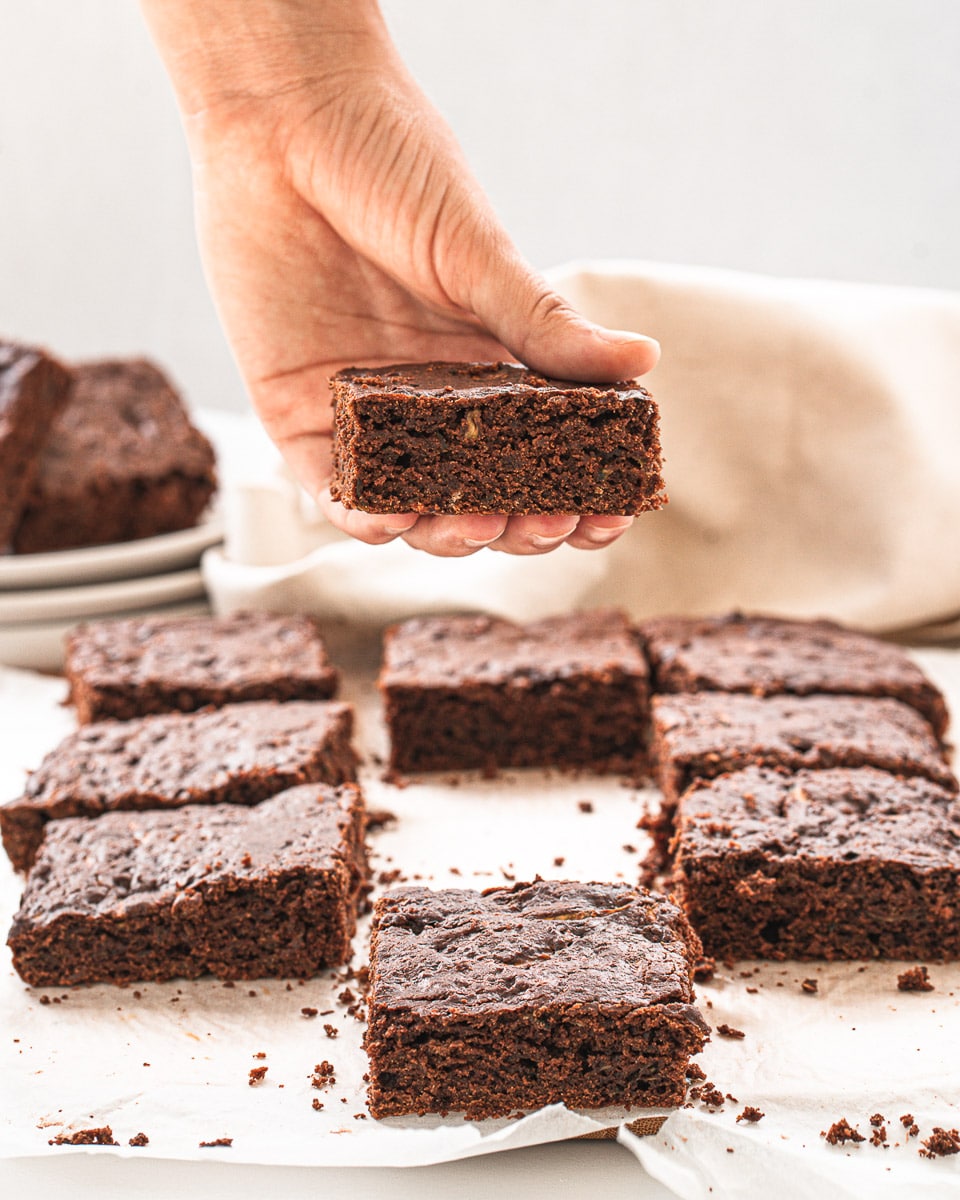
[639,613,948,741]
[65,611,339,723]
[1,700,356,872]
[671,766,960,960]
[364,879,708,1119]
[8,784,367,986]
[380,609,650,775]
[0,340,72,549]
[331,361,666,515]
[13,358,216,553]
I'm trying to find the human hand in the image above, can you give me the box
[142,0,660,556]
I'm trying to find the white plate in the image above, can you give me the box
[0,513,223,591]
[0,567,206,624]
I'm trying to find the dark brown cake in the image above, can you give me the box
[364,880,708,1119]
[380,609,650,775]
[330,361,666,515]
[671,766,960,960]
[8,783,368,985]
[65,611,339,724]
[13,358,216,553]
[0,340,72,549]
[0,700,356,872]
[640,613,949,740]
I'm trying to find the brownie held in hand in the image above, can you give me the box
[330,361,665,515]
[365,880,708,1119]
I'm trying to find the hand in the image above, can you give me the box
[142,0,660,556]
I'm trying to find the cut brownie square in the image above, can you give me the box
[13,358,216,553]
[671,766,960,961]
[330,361,665,515]
[7,783,368,986]
[639,613,948,741]
[65,611,339,724]
[380,609,650,775]
[0,340,72,549]
[0,700,356,873]
[365,880,708,1119]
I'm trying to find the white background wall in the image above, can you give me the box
[1,1,958,411]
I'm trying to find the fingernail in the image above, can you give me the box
[463,536,499,548]
[529,533,570,549]
[605,329,660,351]
[385,522,416,535]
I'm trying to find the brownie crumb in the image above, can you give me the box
[716,1023,745,1039]
[199,1137,233,1148]
[919,1128,960,1159]
[700,1086,725,1108]
[248,1066,268,1086]
[622,844,637,854]
[128,1132,149,1147]
[353,1113,367,1120]
[338,988,356,1005]
[693,956,716,983]
[577,800,594,814]
[736,1106,765,1123]
[311,1098,324,1111]
[311,1061,336,1089]
[897,966,934,992]
[553,856,565,868]
[366,809,397,829]
[869,1125,888,1148]
[48,1126,118,1146]
[801,979,819,994]
[38,994,51,1006]
[301,1007,318,1018]
[253,1051,266,1060]
[323,1023,339,1039]
[822,1118,865,1146]
[686,1063,707,1082]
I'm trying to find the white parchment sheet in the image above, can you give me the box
[1,643,959,1194]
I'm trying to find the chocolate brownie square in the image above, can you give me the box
[13,358,216,553]
[65,611,340,724]
[380,609,650,775]
[331,361,665,515]
[640,613,948,740]
[0,340,72,548]
[671,766,960,960]
[0,700,356,872]
[364,880,708,1119]
[8,783,368,985]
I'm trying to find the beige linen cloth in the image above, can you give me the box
[203,259,960,638]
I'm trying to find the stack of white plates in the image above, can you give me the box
[0,517,222,673]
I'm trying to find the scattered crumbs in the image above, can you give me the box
[622,844,637,854]
[132,990,142,1000]
[248,1066,268,1086]
[310,1061,336,1089]
[338,988,356,1006]
[870,1113,885,1127]
[248,990,257,998]
[737,1107,765,1124]
[48,1127,118,1146]
[285,983,293,992]
[311,1099,324,1111]
[253,1052,266,1060]
[301,1007,318,1019]
[700,1086,724,1108]
[199,1138,232,1149]
[869,1124,888,1148]
[240,852,252,868]
[686,1063,707,1082]
[553,857,565,868]
[919,1128,960,1159]
[128,1132,149,1147]
[323,1024,339,1039]
[500,867,516,881]
[775,981,784,988]
[577,800,594,814]
[716,1024,745,1040]
[449,867,461,876]
[353,1113,367,1121]
[341,1098,348,1104]
[801,979,819,994]
[897,966,934,992]
[320,1009,335,1016]
[901,1113,919,1137]
[726,1147,735,1154]
[822,1119,865,1146]
[725,1093,739,1103]
[223,981,235,989]
[693,956,716,983]
[745,987,759,995]
[377,868,406,887]
[38,995,51,1006]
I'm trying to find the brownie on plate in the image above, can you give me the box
[0,700,356,872]
[380,609,650,775]
[331,361,666,515]
[13,358,216,554]
[8,783,368,985]
[639,613,949,741]
[65,612,340,724]
[364,880,708,1119]
[671,766,960,961]
[0,340,72,549]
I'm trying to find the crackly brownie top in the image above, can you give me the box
[67,612,336,690]
[16,700,353,810]
[32,359,215,491]
[676,766,960,868]
[652,692,955,790]
[11,784,363,929]
[370,880,706,1020]
[334,361,650,402]
[640,612,944,706]
[381,610,647,689]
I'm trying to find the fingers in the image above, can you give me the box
[487,514,579,555]
[400,514,507,557]
[317,490,418,545]
[564,515,635,550]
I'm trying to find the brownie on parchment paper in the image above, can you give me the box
[330,361,665,515]
[8,783,368,986]
[671,765,960,961]
[0,340,72,549]
[364,880,708,1119]
[13,358,216,553]
[639,613,948,741]
[0,700,356,873]
[65,612,340,724]
[380,609,650,776]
